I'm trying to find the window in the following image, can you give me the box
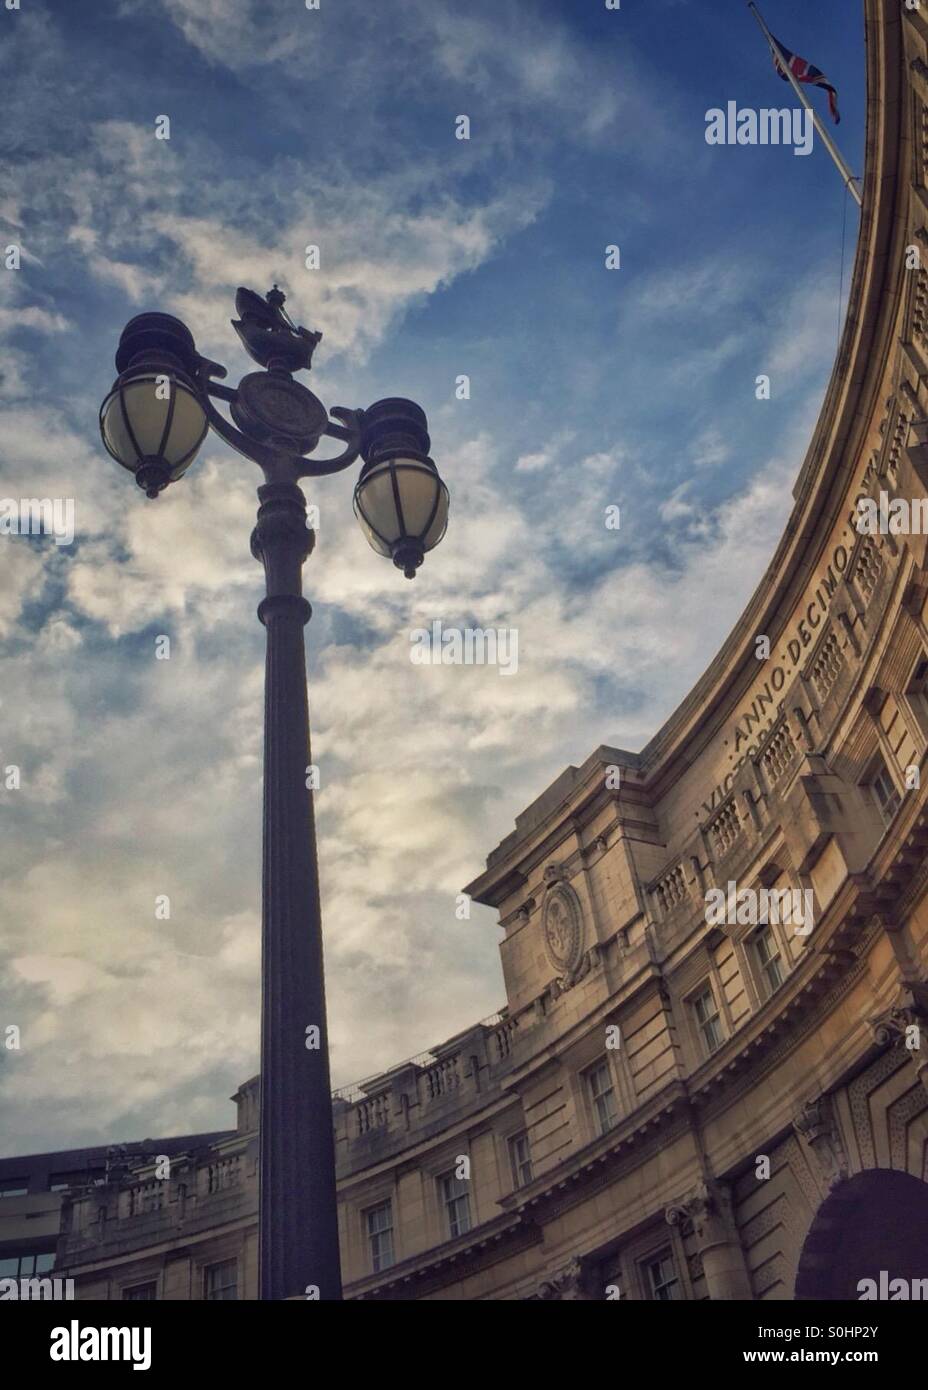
[869,757,901,826]
[438,1171,471,1239]
[508,1132,533,1189]
[49,1170,99,1193]
[365,1201,395,1274]
[691,985,724,1056]
[909,658,928,709]
[204,1259,238,1301]
[122,1282,157,1300]
[907,658,928,738]
[586,1060,618,1135]
[754,927,784,996]
[644,1248,680,1301]
[0,1253,55,1278]
[0,1180,28,1198]
[599,1253,623,1298]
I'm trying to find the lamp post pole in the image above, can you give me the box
[252,479,341,1301]
[100,286,449,1301]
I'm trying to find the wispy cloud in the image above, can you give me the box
[0,0,861,1152]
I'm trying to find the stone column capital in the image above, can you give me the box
[793,1094,848,1191]
[870,985,928,1095]
[537,1256,587,1301]
[665,1179,733,1249]
[870,983,928,1044]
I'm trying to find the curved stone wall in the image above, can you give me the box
[333,0,928,1301]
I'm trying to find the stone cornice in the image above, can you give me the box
[499,1081,690,1222]
[346,1210,537,1300]
[637,1,908,788]
[469,0,910,889]
[465,750,628,905]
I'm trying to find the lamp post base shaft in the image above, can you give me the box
[251,481,342,1302]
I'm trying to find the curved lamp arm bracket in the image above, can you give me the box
[298,408,363,478]
[197,361,362,483]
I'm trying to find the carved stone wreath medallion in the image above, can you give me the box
[542,879,585,985]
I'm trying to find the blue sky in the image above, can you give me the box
[0,0,865,1153]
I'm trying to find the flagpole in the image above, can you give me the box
[747,2,862,207]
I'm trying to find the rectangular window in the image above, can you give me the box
[691,986,724,1056]
[587,1060,618,1135]
[0,1252,55,1278]
[754,927,784,996]
[910,658,928,711]
[508,1132,533,1189]
[366,1201,395,1274]
[122,1282,157,1300]
[600,1253,623,1295]
[438,1171,472,1239]
[870,758,901,826]
[49,1171,98,1193]
[204,1259,238,1301]
[0,1180,28,1198]
[645,1248,680,1301]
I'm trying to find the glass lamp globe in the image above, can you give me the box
[100,368,208,498]
[353,455,449,578]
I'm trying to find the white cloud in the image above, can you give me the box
[691,429,730,471]
[0,543,44,639]
[0,0,848,1151]
[514,431,575,473]
[0,307,69,335]
[155,186,545,363]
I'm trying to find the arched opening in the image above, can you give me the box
[795,1170,928,1300]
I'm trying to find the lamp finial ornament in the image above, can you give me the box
[232,285,323,373]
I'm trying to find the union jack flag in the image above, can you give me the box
[771,36,840,123]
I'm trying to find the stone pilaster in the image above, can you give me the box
[665,1180,752,1300]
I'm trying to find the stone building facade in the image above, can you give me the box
[4,0,928,1302]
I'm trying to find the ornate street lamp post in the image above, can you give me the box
[99,287,449,1300]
